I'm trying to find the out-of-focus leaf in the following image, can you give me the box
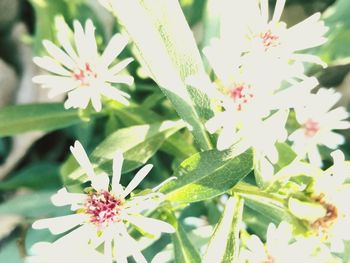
[0,163,60,190]
[0,103,102,137]
[172,222,201,263]
[62,120,185,185]
[317,0,350,64]
[0,191,67,218]
[29,0,70,54]
[202,196,244,263]
[108,0,214,151]
[162,149,253,203]
[0,238,22,263]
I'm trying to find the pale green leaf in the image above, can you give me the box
[202,196,244,263]
[172,222,201,263]
[0,103,101,137]
[108,0,214,150]
[162,149,253,203]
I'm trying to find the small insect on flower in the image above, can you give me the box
[33,19,134,112]
[31,141,174,263]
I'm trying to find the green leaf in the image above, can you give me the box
[202,196,244,263]
[274,143,297,173]
[232,182,309,234]
[0,163,61,190]
[172,222,201,263]
[0,238,22,263]
[0,103,102,137]
[0,191,67,218]
[316,0,350,64]
[162,149,253,203]
[115,106,197,159]
[108,0,214,150]
[29,0,70,54]
[63,120,185,185]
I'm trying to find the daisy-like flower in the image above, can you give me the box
[289,88,350,167]
[32,141,174,263]
[239,222,335,263]
[307,150,350,253]
[240,0,328,66]
[33,19,133,112]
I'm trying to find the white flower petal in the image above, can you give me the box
[126,215,175,235]
[272,0,286,22]
[100,85,130,105]
[70,141,96,180]
[51,187,86,207]
[122,164,153,197]
[107,75,134,86]
[32,214,85,235]
[73,20,89,61]
[101,33,128,67]
[33,56,71,76]
[42,40,76,70]
[84,19,98,59]
[56,18,79,61]
[112,150,124,193]
[108,58,134,76]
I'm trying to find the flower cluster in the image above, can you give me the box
[29,141,174,262]
[25,0,350,262]
[188,0,349,170]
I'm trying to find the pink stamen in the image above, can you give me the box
[260,30,280,51]
[302,119,319,137]
[85,190,123,227]
[72,63,97,86]
[229,84,254,111]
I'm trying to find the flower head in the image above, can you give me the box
[289,88,350,166]
[242,0,327,66]
[32,141,174,262]
[310,150,350,252]
[33,19,133,112]
[239,222,335,263]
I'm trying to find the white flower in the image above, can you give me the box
[31,141,174,263]
[289,88,350,166]
[33,19,133,112]
[310,150,350,252]
[240,0,327,66]
[240,222,334,263]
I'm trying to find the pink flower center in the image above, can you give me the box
[259,30,280,51]
[229,83,254,111]
[85,190,123,227]
[73,63,97,87]
[302,119,320,137]
[262,255,275,263]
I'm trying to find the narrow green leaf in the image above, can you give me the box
[0,163,61,190]
[202,196,244,263]
[108,0,214,150]
[0,103,101,137]
[63,120,185,185]
[162,149,253,203]
[172,222,201,263]
[115,106,197,159]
